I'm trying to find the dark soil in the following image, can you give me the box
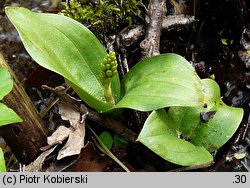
[0,0,249,171]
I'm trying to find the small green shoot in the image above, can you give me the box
[99,131,113,150]
[88,126,130,172]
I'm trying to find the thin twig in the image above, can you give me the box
[40,98,59,118]
[162,15,195,30]
[40,86,71,118]
[140,0,166,58]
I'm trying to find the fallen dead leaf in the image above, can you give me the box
[40,126,71,151]
[40,94,86,160]
[56,102,86,160]
[21,146,57,172]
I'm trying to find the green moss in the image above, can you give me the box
[61,0,146,38]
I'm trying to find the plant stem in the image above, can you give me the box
[104,81,115,105]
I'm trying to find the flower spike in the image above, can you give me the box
[100,51,118,105]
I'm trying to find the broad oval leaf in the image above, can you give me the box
[168,79,244,152]
[0,67,13,100]
[0,148,7,172]
[115,54,204,111]
[137,109,213,166]
[5,7,120,112]
[0,103,22,127]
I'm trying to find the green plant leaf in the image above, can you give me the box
[137,109,213,166]
[99,131,113,150]
[168,79,244,152]
[0,103,22,127]
[0,67,13,100]
[0,148,7,172]
[0,68,22,127]
[5,7,120,112]
[114,134,129,149]
[115,54,205,111]
[138,79,243,166]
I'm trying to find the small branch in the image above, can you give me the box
[42,85,137,143]
[120,15,195,48]
[119,15,195,49]
[140,0,166,58]
[162,15,195,30]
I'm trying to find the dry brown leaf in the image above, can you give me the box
[56,102,86,160]
[48,126,71,145]
[58,101,81,129]
[37,86,87,165]
[40,126,71,151]
[21,146,57,172]
[39,98,86,161]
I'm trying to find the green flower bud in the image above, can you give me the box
[99,51,118,105]
[105,63,111,69]
[100,64,106,71]
[106,70,112,77]
[111,61,117,66]
[100,51,118,80]
[111,66,117,71]
[110,56,116,61]
[103,58,108,64]
[110,51,116,57]
[107,57,112,62]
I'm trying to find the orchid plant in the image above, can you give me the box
[5,7,244,166]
